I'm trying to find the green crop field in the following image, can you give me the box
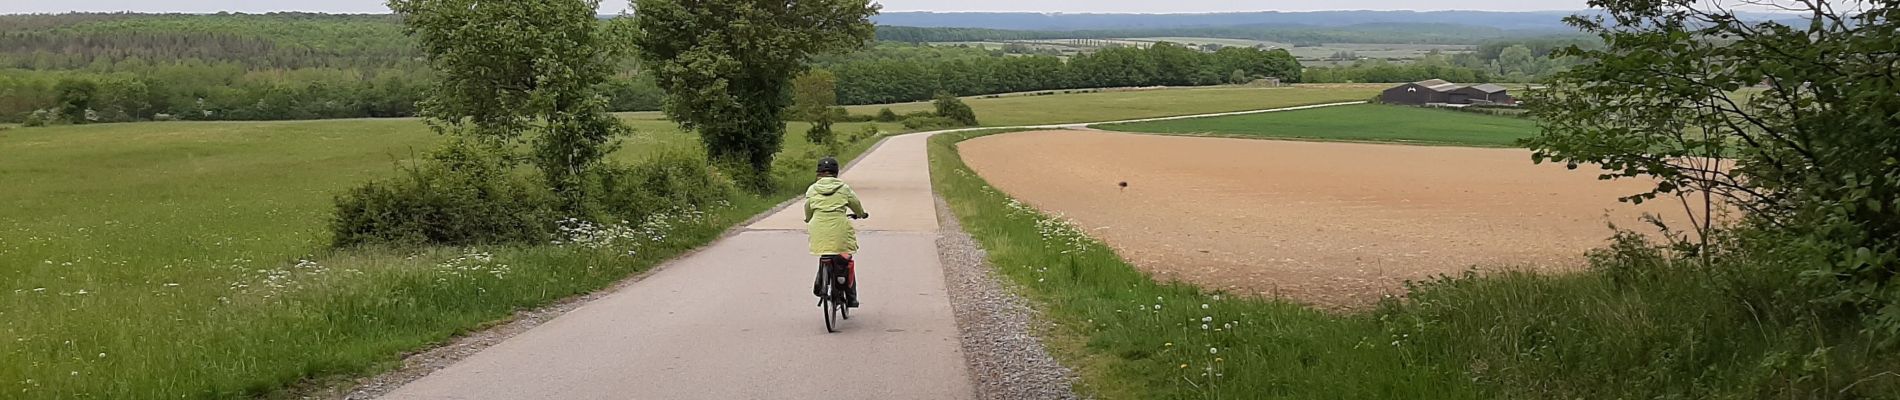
[1097,104,1538,147]
[0,86,1367,398]
[847,85,1383,127]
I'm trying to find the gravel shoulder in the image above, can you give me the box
[935,193,1082,400]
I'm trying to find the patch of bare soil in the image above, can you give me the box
[959,130,1692,309]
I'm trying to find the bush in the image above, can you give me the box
[804,119,835,145]
[22,109,52,127]
[1373,227,1893,398]
[848,125,881,144]
[932,93,978,126]
[330,143,740,249]
[902,116,956,130]
[874,108,899,122]
[588,151,730,223]
[330,143,559,247]
[828,107,874,123]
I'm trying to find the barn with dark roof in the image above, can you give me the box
[1380,80,1517,106]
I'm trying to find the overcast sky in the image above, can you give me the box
[4,0,1592,15]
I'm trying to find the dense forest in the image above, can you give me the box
[0,12,1576,124]
[0,13,664,124]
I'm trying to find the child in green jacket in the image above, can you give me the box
[806,157,868,307]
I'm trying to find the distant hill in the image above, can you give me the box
[873,23,1575,46]
[870,10,1810,32]
[871,10,1585,31]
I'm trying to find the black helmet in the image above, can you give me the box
[816,157,840,175]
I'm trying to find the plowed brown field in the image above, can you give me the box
[959,130,1694,308]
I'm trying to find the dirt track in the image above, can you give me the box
[960,130,1691,308]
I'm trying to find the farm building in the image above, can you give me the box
[1380,79,1517,106]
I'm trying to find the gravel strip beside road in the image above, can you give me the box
[935,194,1082,400]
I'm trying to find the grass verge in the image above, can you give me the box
[930,130,1900,399]
[1096,103,1538,147]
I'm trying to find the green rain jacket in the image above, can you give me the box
[804,177,867,256]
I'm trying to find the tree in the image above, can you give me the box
[791,70,842,156]
[1527,1,1900,335]
[52,78,96,124]
[932,93,977,127]
[388,0,630,209]
[791,69,839,122]
[1497,44,1536,76]
[630,0,878,192]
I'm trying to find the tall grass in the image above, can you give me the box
[930,130,1900,399]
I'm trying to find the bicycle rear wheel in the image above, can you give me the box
[820,264,837,333]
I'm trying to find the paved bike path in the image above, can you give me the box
[383,102,1364,399]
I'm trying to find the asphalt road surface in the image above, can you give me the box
[381,102,1365,400]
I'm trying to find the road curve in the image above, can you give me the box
[380,101,1364,400]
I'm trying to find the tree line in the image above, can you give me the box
[1,15,1296,125]
[827,42,1302,105]
[875,23,1557,45]
[1304,37,1596,84]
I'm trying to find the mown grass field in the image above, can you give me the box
[0,86,1364,398]
[847,85,1383,127]
[1098,104,1539,147]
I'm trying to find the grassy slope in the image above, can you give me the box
[1098,103,1539,147]
[0,86,1363,398]
[847,85,1384,127]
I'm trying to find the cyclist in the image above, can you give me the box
[805,157,868,308]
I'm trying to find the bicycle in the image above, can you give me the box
[815,213,865,333]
